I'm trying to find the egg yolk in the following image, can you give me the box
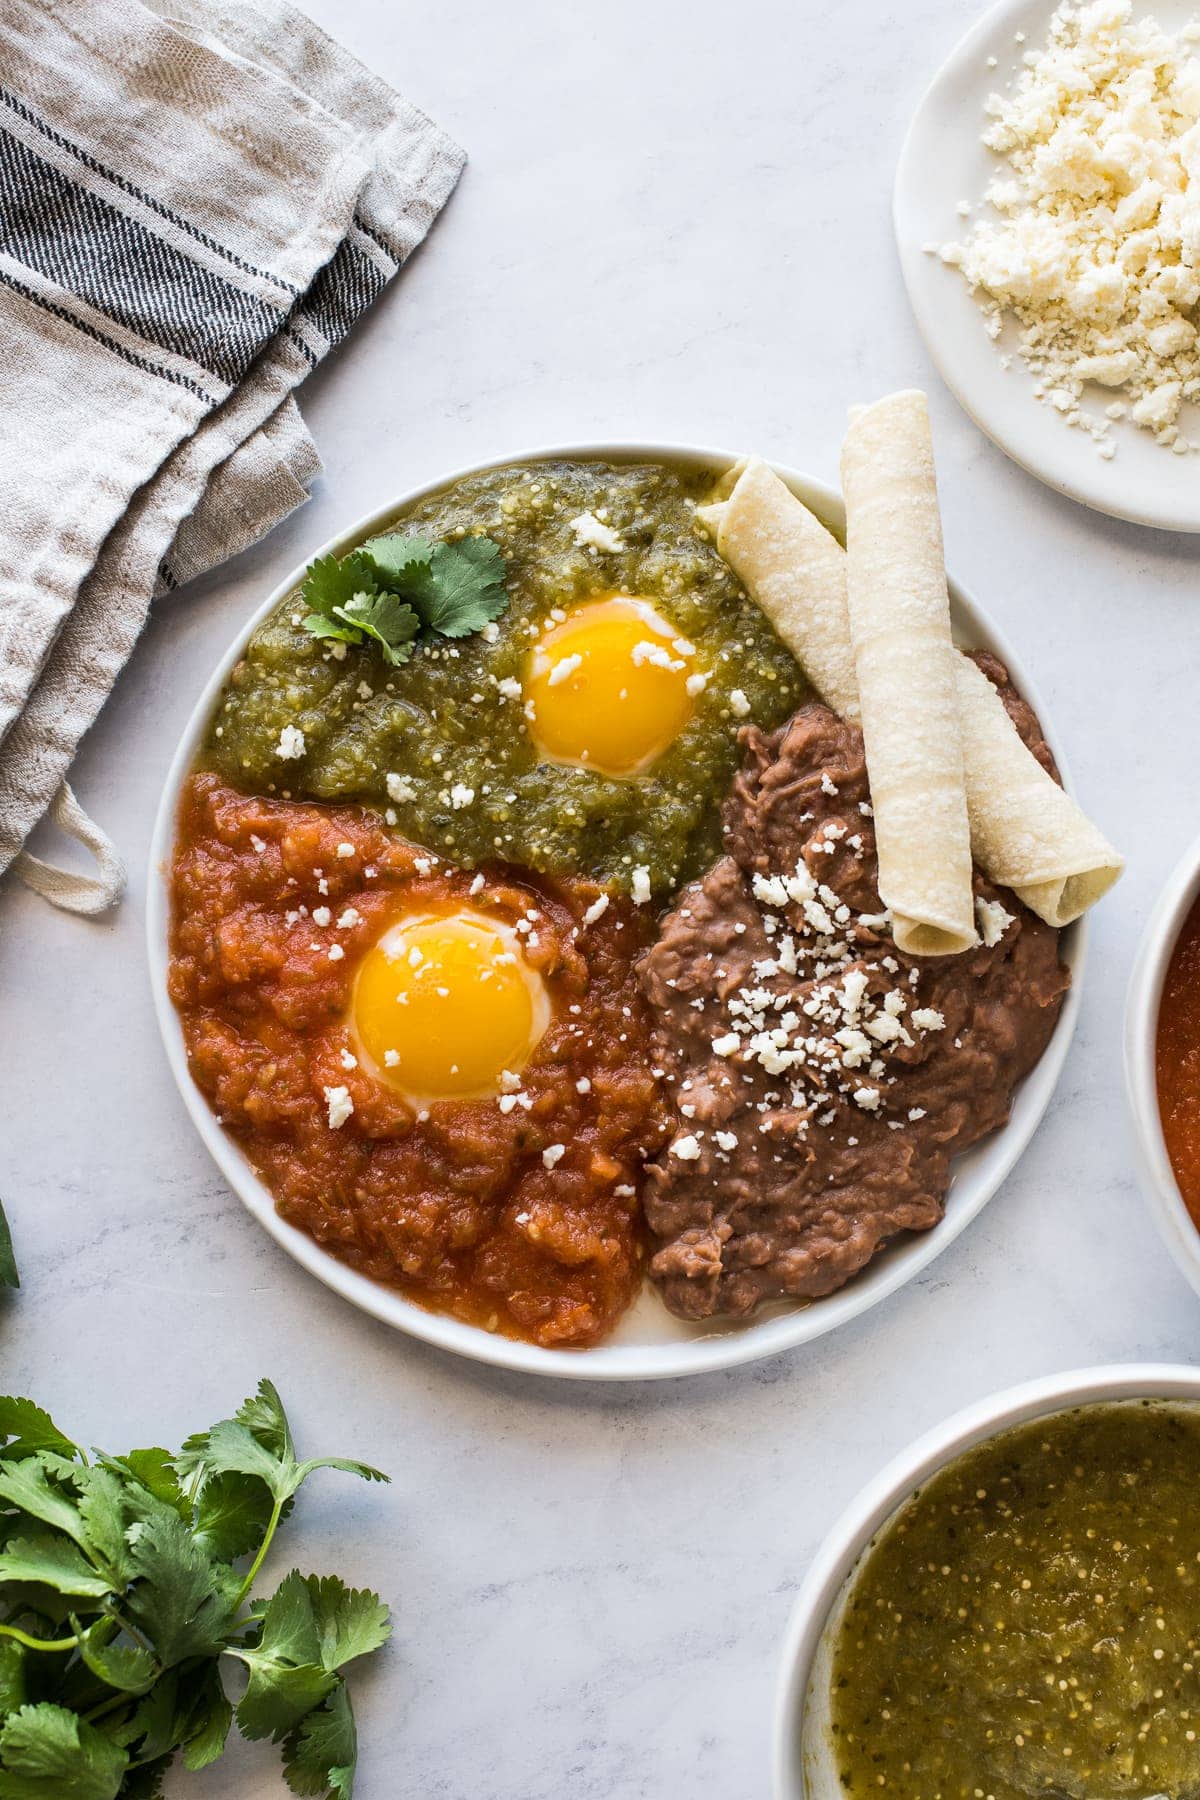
[524,595,700,778]
[351,908,550,1103]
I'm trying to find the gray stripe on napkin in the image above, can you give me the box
[0,104,286,386]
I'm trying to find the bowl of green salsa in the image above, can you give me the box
[775,1366,1200,1799]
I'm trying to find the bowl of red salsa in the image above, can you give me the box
[1126,836,1200,1302]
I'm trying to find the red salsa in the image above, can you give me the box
[168,775,667,1348]
[1157,891,1200,1228]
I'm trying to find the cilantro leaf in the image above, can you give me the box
[233,1379,292,1460]
[123,1663,230,1776]
[227,1569,386,1749]
[231,1570,337,1738]
[0,1402,75,1463]
[282,1681,357,1799]
[194,1470,275,1563]
[237,1662,336,1743]
[299,1576,391,1673]
[359,533,434,587]
[72,1466,142,1588]
[299,533,508,663]
[125,1671,187,1765]
[176,1381,386,1508]
[300,554,380,627]
[122,1512,237,1667]
[178,1663,231,1773]
[290,1457,389,1495]
[419,536,509,638]
[0,1643,26,1719]
[74,1622,155,1695]
[329,592,419,668]
[0,1703,127,1799]
[0,1538,111,1601]
[118,1760,170,1799]
[102,1453,188,1524]
[363,529,509,637]
[301,611,354,641]
[230,1571,389,1746]
[298,554,419,666]
[0,1457,88,1547]
[179,1419,284,1497]
[0,1207,16,1291]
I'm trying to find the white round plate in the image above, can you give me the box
[895,0,1200,532]
[148,441,1084,1381]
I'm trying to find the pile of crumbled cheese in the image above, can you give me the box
[936,0,1200,456]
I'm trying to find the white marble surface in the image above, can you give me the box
[2,0,1200,1794]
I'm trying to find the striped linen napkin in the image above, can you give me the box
[0,0,465,914]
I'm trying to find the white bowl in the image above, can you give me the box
[894,0,1200,532]
[773,1362,1200,1798]
[1124,835,1200,1303]
[147,440,1084,1382]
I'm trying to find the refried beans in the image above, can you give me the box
[169,774,666,1348]
[639,655,1069,1321]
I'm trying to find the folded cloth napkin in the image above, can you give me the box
[0,0,465,914]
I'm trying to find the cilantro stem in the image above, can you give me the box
[104,1606,155,1659]
[83,1690,134,1726]
[0,1622,77,1653]
[235,1492,285,1609]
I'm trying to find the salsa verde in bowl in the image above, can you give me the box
[148,439,1086,1381]
[775,1365,1200,1799]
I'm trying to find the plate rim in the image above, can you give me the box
[893,0,1200,534]
[146,437,1086,1382]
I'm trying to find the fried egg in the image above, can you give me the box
[352,906,550,1104]
[524,595,701,778]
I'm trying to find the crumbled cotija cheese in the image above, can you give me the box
[938,0,1200,455]
[324,1085,354,1130]
[547,654,582,687]
[569,510,626,554]
[976,894,1015,947]
[275,724,305,760]
[670,1134,702,1161]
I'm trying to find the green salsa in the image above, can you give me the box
[203,459,806,896]
[827,1402,1200,1799]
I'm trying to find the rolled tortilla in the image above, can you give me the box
[698,459,860,722]
[840,392,976,956]
[954,655,1123,924]
[699,422,1122,930]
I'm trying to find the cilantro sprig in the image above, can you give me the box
[0,1380,389,1798]
[300,531,508,665]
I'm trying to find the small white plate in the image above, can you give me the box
[895,0,1200,532]
[147,441,1084,1382]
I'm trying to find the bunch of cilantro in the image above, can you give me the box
[301,530,508,665]
[0,1380,389,1798]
